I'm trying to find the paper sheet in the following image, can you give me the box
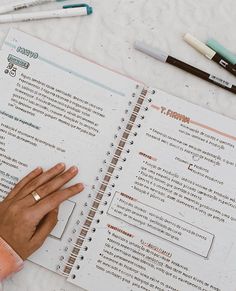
[70,89,236,291]
[0,29,140,272]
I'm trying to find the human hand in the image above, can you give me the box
[0,163,84,260]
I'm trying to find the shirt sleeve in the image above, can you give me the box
[0,237,24,282]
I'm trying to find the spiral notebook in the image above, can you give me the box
[1,29,236,291]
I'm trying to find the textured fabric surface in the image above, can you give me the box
[0,0,235,290]
[0,238,23,282]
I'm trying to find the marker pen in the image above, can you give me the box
[0,4,93,23]
[207,38,236,66]
[0,0,67,15]
[134,41,236,95]
[184,33,236,77]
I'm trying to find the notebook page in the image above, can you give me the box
[69,89,236,291]
[0,29,140,272]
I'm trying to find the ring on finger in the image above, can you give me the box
[31,191,41,202]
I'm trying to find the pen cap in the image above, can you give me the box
[207,39,236,65]
[63,4,93,15]
[134,41,168,63]
[184,33,215,59]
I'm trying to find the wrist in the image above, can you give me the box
[0,237,24,281]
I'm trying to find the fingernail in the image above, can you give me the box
[70,166,78,173]
[56,163,65,169]
[35,167,42,172]
[78,183,84,190]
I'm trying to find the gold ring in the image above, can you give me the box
[31,191,41,202]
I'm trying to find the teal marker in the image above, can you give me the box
[207,39,236,66]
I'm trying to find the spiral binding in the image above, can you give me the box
[58,86,154,277]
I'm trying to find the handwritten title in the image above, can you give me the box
[160,106,190,124]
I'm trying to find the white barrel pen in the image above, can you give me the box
[0,4,93,23]
[0,0,67,15]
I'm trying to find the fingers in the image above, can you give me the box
[5,167,43,201]
[16,163,66,201]
[30,209,58,250]
[23,166,79,206]
[33,183,84,219]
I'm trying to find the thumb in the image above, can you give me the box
[31,208,59,250]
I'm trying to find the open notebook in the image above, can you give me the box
[1,29,236,291]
